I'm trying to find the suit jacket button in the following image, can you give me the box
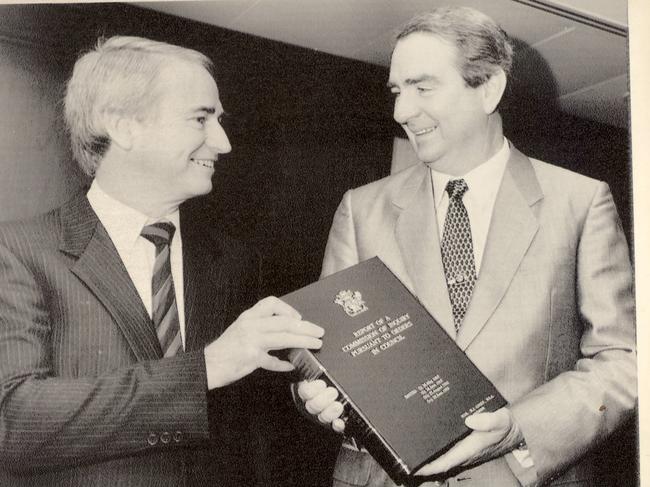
[160,431,171,444]
[147,433,159,446]
[173,431,183,443]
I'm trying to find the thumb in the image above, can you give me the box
[465,409,510,431]
[261,354,295,372]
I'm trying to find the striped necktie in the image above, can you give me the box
[140,221,182,357]
[440,179,477,332]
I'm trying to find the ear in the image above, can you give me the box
[481,68,507,114]
[104,112,135,151]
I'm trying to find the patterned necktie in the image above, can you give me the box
[440,179,477,332]
[140,221,182,357]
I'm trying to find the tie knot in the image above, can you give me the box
[141,221,176,248]
[445,179,468,200]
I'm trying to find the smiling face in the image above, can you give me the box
[388,32,492,175]
[128,58,232,208]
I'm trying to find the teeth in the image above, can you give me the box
[191,159,215,168]
[414,128,435,136]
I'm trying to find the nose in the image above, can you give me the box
[206,119,232,154]
[393,91,419,125]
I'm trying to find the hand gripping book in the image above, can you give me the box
[282,257,506,485]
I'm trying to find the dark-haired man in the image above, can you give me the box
[300,7,636,487]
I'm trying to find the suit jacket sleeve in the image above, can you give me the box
[0,239,210,474]
[321,190,360,278]
[509,182,636,483]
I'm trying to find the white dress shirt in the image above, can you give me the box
[87,180,187,349]
[429,137,509,275]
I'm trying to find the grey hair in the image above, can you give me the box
[64,36,213,176]
[395,6,513,88]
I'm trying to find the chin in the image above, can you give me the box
[416,149,442,165]
[185,180,213,199]
[411,140,438,162]
[196,183,213,196]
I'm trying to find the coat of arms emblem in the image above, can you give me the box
[334,290,368,317]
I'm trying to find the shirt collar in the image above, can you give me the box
[430,138,510,207]
[87,180,181,252]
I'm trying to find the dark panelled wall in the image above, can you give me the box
[0,3,635,486]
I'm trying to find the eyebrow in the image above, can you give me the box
[386,74,438,89]
[190,106,217,114]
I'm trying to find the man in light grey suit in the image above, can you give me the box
[298,6,636,487]
[0,36,324,486]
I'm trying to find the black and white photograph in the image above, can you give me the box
[0,1,646,486]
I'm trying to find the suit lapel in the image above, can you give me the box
[394,165,456,338]
[59,194,162,361]
[456,148,543,350]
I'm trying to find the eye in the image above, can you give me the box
[195,116,207,126]
[417,86,432,94]
[217,111,231,124]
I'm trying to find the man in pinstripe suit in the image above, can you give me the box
[0,36,324,486]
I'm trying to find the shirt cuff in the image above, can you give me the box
[505,449,538,487]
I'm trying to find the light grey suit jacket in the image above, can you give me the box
[322,147,636,486]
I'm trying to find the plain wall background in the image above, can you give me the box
[0,32,86,221]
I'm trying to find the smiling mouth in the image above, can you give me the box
[191,158,216,169]
[413,127,435,136]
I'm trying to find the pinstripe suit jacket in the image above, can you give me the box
[323,147,636,486]
[0,193,262,486]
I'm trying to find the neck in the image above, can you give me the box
[429,113,504,177]
[94,154,180,219]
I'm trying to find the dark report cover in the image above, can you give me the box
[282,257,506,484]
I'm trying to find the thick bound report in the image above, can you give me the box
[282,257,506,484]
